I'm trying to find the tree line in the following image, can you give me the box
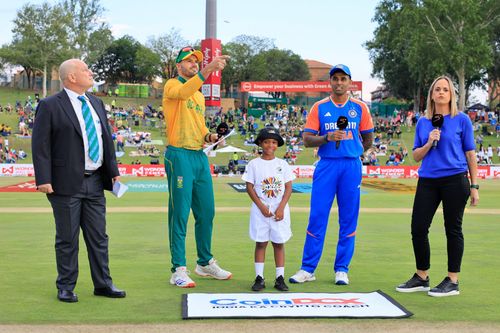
[365,0,500,110]
[1,0,497,108]
[0,0,309,98]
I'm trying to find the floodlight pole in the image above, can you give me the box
[206,0,216,39]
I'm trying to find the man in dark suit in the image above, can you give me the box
[32,59,126,303]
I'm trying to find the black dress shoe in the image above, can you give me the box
[94,285,126,298]
[58,289,78,303]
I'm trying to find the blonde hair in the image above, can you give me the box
[425,75,458,119]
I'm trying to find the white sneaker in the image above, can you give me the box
[170,266,196,288]
[289,269,316,283]
[335,271,349,285]
[194,258,232,280]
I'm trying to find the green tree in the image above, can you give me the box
[9,2,72,97]
[249,49,310,98]
[486,18,500,108]
[135,45,162,83]
[92,36,159,84]
[146,28,188,79]
[221,35,275,96]
[366,0,444,112]
[366,0,499,111]
[0,39,38,89]
[422,0,499,110]
[61,0,113,63]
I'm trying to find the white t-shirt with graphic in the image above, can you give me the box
[242,157,296,243]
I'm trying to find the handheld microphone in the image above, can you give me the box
[431,114,444,149]
[336,116,348,149]
[213,122,229,150]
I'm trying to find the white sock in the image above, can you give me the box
[255,262,264,277]
[276,267,284,278]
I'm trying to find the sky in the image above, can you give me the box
[0,0,487,103]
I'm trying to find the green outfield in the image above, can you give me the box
[0,176,499,325]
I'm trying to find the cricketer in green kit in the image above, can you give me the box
[162,46,232,288]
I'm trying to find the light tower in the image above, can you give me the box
[201,0,222,115]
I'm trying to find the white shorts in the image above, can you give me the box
[249,203,292,243]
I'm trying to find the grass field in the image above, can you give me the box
[0,176,499,330]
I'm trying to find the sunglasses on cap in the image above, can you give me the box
[176,46,203,63]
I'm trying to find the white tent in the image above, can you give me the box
[215,145,247,153]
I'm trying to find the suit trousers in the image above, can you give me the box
[411,172,470,273]
[47,172,113,291]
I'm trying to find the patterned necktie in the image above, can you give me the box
[77,95,99,163]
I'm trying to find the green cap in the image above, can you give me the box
[176,46,203,63]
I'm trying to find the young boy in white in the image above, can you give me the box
[242,127,295,291]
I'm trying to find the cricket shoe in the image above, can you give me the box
[170,266,196,288]
[195,258,232,280]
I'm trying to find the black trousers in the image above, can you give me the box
[47,172,113,291]
[411,172,470,273]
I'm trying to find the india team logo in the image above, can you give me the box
[261,177,282,198]
[348,109,357,118]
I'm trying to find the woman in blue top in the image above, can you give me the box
[396,76,479,297]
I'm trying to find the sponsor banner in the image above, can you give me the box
[240,81,362,93]
[492,166,500,178]
[291,165,315,178]
[125,180,168,192]
[2,164,499,179]
[0,180,37,192]
[183,291,412,319]
[477,166,490,179]
[366,166,414,178]
[0,164,35,177]
[118,165,166,177]
[201,39,222,106]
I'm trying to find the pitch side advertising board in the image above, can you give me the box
[1,164,499,179]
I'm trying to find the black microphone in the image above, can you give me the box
[213,122,229,150]
[336,116,348,149]
[431,114,444,149]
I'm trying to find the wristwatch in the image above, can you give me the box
[470,184,479,190]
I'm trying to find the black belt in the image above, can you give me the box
[84,169,100,176]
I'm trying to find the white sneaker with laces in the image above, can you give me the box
[335,271,349,285]
[289,269,316,283]
[170,266,196,288]
[194,258,232,280]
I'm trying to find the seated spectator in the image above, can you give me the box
[395,126,402,138]
[387,127,394,139]
[18,149,27,159]
[1,124,12,136]
[373,134,381,149]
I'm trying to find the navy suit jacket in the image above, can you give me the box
[32,90,119,196]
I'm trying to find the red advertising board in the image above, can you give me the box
[240,81,362,92]
[0,164,498,179]
[201,38,222,106]
[118,165,166,177]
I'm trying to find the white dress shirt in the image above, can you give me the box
[64,88,104,170]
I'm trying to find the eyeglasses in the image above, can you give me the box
[180,46,194,52]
